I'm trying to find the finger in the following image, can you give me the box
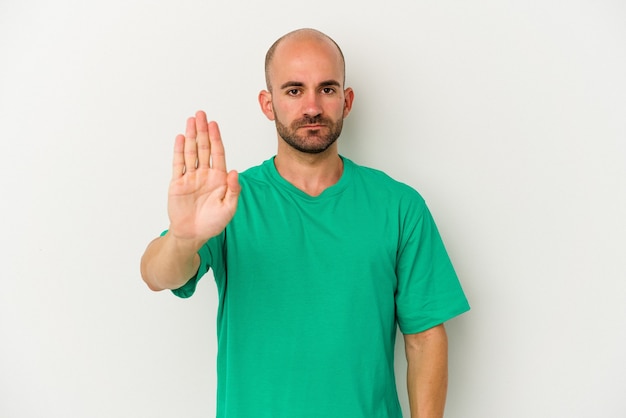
[184,116,198,172]
[195,111,211,169]
[208,121,227,172]
[171,134,185,179]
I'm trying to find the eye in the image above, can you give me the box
[287,89,301,96]
[321,87,336,94]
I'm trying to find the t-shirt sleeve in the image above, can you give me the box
[395,197,470,334]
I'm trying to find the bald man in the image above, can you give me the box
[141,28,469,418]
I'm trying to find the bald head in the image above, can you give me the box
[264,28,346,92]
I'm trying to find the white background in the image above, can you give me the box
[1,1,625,417]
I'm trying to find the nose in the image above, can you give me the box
[302,91,322,118]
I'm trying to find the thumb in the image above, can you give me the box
[224,170,240,205]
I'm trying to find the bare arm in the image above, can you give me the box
[404,324,449,418]
[140,111,240,291]
[140,234,203,291]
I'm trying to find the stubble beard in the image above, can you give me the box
[275,114,344,154]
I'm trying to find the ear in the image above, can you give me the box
[342,87,354,118]
[258,90,275,121]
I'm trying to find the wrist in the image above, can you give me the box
[163,231,205,256]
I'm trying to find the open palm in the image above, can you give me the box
[167,111,240,244]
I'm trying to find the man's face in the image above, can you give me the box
[261,37,353,154]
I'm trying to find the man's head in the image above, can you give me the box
[259,28,354,154]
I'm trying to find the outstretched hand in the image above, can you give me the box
[167,110,240,246]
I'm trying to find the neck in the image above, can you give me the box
[274,143,343,197]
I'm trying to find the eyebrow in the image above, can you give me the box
[279,80,342,90]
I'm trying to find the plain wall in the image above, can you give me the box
[1,0,625,417]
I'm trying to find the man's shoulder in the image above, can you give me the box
[237,158,274,185]
[346,158,424,202]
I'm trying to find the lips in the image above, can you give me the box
[293,117,330,130]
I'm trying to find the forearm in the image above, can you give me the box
[140,233,202,291]
[404,324,449,418]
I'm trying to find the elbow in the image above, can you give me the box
[144,279,165,292]
[140,255,165,292]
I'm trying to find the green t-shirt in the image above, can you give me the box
[171,157,469,418]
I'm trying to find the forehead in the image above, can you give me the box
[269,36,344,86]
